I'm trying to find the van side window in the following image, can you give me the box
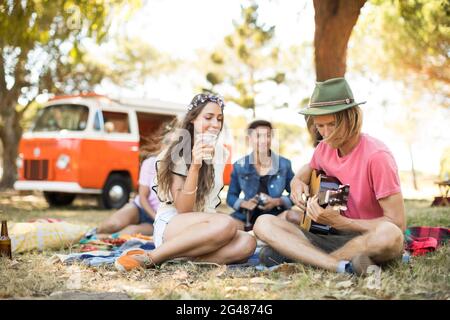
[102,111,130,134]
[32,104,89,132]
[94,110,103,131]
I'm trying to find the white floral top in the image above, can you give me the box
[153,142,229,216]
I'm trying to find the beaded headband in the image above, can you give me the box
[187,93,225,111]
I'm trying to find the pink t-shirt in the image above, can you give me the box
[310,134,401,220]
[134,156,160,212]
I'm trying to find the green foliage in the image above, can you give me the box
[350,0,450,99]
[106,36,178,88]
[17,100,44,131]
[272,121,308,157]
[206,72,223,86]
[205,2,287,117]
[0,0,143,187]
[0,0,141,107]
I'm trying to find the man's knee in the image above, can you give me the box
[253,214,277,240]
[286,210,302,225]
[370,221,404,255]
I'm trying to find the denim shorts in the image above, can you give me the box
[153,208,178,248]
[133,202,154,225]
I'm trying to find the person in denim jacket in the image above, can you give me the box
[226,120,295,230]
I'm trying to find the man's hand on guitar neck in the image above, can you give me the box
[306,195,341,226]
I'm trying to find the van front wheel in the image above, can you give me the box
[44,192,76,207]
[99,174,131,209]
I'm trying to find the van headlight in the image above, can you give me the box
[56,154,70,170]
[16,154,23,169]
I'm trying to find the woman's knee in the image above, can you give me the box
[232,233,257,262]
[208,214,237,245]
[243,234,257,257]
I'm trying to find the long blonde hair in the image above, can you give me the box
[307,106,363,149]
[156,97,224,211]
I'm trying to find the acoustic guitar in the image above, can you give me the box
[297,170,350,235]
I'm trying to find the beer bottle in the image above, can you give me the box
[0,220,12,259]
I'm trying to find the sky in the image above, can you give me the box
[94,0,448,180]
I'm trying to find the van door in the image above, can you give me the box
[79,109,139,208]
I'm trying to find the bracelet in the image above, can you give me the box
[181,186,198,195]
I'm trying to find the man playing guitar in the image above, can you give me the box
[253,78,406,275]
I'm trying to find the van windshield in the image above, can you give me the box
[32,104,89,132]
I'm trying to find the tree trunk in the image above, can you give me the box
[0,106,22,189]
[313,0,367,81]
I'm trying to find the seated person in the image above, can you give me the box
[253,78,406,275]
[89,138,163,239]
[226,120,295,230]
[114,93,256,272]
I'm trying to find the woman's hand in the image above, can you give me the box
[191,138,214,167]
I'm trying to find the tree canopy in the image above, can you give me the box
[204,2,287,118]
[350,0,449,101]
[0,0,140,188]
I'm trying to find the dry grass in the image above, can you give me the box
[0,191,449,300]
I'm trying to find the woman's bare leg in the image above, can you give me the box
[195,230,256,264]
[146,213,238,264]
[97,203,154,237]
[119,223,154,236]
[97,203,139,234]
[232,217,245,231]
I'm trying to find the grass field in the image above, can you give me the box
[0,190,449,300]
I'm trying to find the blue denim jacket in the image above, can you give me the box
[226,152,295,212]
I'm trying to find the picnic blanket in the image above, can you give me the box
[404,226,449,256]
[50,231,263,268]
[49,240,155,267]
[76,231,153,252]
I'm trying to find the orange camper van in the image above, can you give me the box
[14,94,233,208]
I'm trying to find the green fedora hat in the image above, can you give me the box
[299,77,366,116]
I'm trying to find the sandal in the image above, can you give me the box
[115,252,155,272]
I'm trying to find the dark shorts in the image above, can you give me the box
[302,229,361,254]
[231,208,284,224]
[133,202,154,225]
